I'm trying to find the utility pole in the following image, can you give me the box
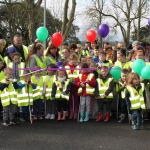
[44,0,46,50]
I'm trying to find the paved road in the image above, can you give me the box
[0,117,150,150]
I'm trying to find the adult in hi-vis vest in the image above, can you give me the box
[95,66,114,122]
[29,43,46,69]
[65,53,80,120]
[8,35,28,63]
[125,72,146,130]
[45,44,62,66]
[75,63,96,122]
[0,67,19,126]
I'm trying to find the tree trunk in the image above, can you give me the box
[61,0,76,41]
[137,0,142,41]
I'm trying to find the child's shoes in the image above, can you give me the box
[39,115,43,120]
[33,115,38,120]
[50,114,55,120]
[45,114,51,119]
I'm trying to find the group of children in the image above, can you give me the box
[0,43,149,131]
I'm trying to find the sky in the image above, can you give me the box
[44,0,149,43]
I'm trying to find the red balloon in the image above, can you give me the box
[51,32,63,47]
[86,30,97,42]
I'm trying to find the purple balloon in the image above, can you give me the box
[148,18,150,26]
[98,24,110,38]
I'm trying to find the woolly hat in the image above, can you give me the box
[7,47,16,53]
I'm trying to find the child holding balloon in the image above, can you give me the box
[125,72,146,130]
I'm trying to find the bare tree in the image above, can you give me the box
[84,0,107,45]
[61,0,76,41]
[132,0,149,41]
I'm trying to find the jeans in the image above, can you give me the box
[33,99,43,115]
[120,98,127,114]
[132,109,143,125]
[3,103,17,121]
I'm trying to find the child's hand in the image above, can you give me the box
[80,82,85,87]
[5,80,10,85]
[85,79,89,83]
[103,94,107,98]
[96,96,100,99]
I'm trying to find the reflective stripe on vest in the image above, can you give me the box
[65,66,80,80]
[17,80,33,106]
[22,45,28,59]
[126,83,146,110]
[0,71,5,82]
[4,56,11,66]
[8,62,25,76]
[31,76,44,100]
[0,79,17,106]
[55,79,70,100]
[118,81,125,99]
[97,78,113,98]
[81,50,90,56]
[48,56,56,64]
[0,54,4,62]
[78,73,95,95]
[32,55,46,68]
[45,75,56,100]
[114,61,131,69]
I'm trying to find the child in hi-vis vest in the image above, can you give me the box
[44,64,57,120]
[51,70,72,121]
[75,63,96,122]
[95,66,114,122]
[31,66,44,120]
[125,72,146,130]
[0,67,19,126]
[17,70,36,122]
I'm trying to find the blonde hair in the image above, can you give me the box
[0,39,6,47]
[117,43,125,49]
[4,67,12,74]
[76,44,82,49]
[69,53,78,60]
[127,72,140,86]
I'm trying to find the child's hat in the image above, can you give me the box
[7,47,16,53]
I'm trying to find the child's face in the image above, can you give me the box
[13,55,20,64]
[58,71,66,78]
[90,63,96,68]
[99,54,106,62]
[94,49,99,56]
[47,70,55,76]
[5,70,13,79]
[121,73,128,82]
[34,71,41,77]
[101,70,109,77]
[70,58,77,65]
[24,74,31,82]
[9,53,13,59]
[81,58,87,64]
[117,54,124,62]
[0,61,3,69]
[135,52,144,60]
[87,58,92,64]
[132,77,140,86]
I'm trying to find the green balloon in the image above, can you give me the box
[110,66,121,80]
[132,59,146,75]
[141,66,150,79]
[36,27,48,42]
